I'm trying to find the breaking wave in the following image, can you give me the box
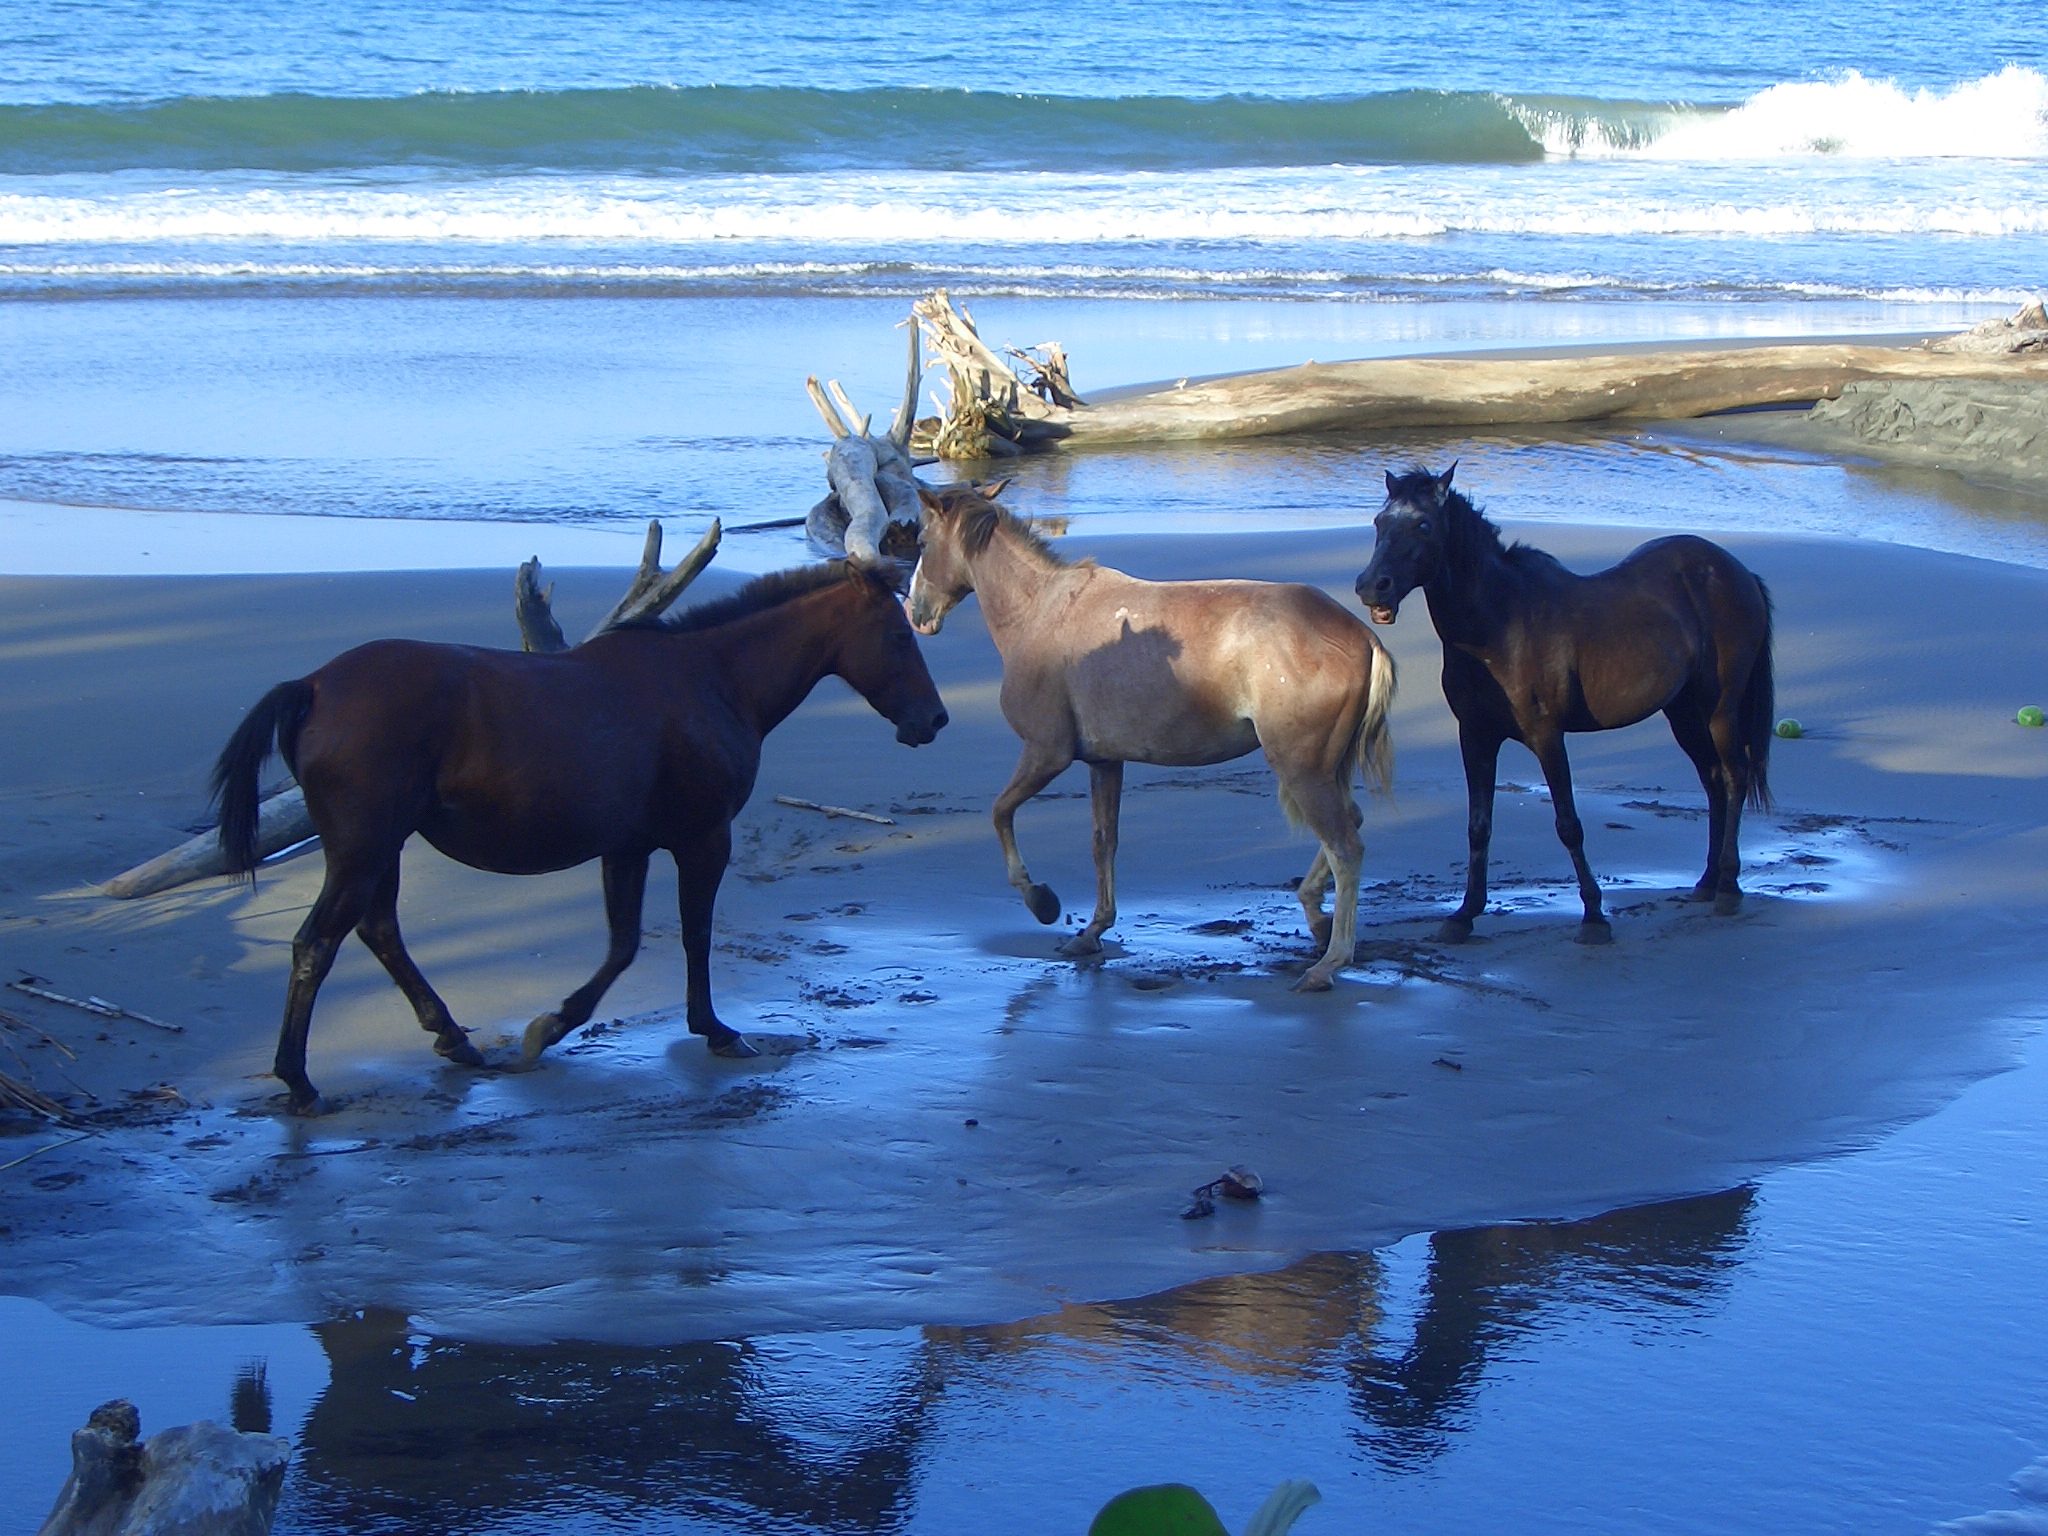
[1,68,2042,176]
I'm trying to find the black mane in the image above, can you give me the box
[1386,466,1562,577]
[622,560,890,634]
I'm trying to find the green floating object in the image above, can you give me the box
[1089,1485,1231,1536]
[1774,718,1803,739]
[1090,1480,1321,1536]
[2019,706,2046,728]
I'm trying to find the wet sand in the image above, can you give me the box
[3,520,2046,1358]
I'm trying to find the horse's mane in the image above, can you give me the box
[931,488,1071,568]
[1386,466,1564,578]
[623,560,891,634]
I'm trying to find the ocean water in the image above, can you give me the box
[2,0,2046,530]
[6,7,2048,1533]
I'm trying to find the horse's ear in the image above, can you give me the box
[975,476,1012,502]
[916,484,943,513]
[1438,461,1458,492]
[1384,469,1399,495]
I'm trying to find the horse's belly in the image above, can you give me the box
[418,805,613,876]
[1081,715,1259,767]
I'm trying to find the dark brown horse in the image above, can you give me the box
[212,562,947,1113]
[1355,465,1773,943]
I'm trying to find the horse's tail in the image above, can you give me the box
[1739,576,1775,813]
[210,679,315,877]
[1355,636,1398,798]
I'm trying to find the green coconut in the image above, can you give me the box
[2018,706,2046,728]
[1774,718,1803,739]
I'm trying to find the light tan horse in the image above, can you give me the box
[908,485,1396,990]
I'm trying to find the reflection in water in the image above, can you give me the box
[286,1313,929,1533]
[280,1189,1753,1531]
[1348,1187,1753,1469]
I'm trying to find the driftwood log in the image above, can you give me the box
[910,290,2048,457]
[36,1399,291,1536]
[804,321,934,563]
[103,519,720,900]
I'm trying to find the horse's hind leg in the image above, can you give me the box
[354,862,484,1069]
[1665,700,1730,903]
[1059,761,1123,957]
[1528,730,1610,944]
[1706,702,1752,916]
[1296,801,1362,951]
[522,850,651,1062]
[992,742,1075,927]
[1287,772,1365,992]
[275,856,387,1114]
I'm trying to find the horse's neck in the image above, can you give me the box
[1424,515,1516,648]
[970,528,1074,657]
[703,594,843,734]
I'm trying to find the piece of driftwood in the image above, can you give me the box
[515,517,722,654]
[805,323,933,563]
[8,982,184,1034]
[36,1399,292,1536]
[909,291,2048,457]
[773,795,895,826]
[105,520,721,901]
[103,789,315,900]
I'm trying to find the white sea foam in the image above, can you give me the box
[1582,66,2048,162]
[3,161,2044,248]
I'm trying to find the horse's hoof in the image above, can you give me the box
[1434,919,1474,945]
[1713,891,1744,917]
[708,1033,761,1060]
[1057,932,1103,958]
[438,1031,486,1068]
[520,1014,561,1063]
[1292,968,1336,993]
[1575,920,1613,946]
[1685,883,1718,904]
[286,1091,327,1118]
[1025,884,1062,925]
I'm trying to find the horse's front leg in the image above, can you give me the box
[522,850,650,1061]
[1529,730,1610,944]
[992,741,1075,926]
[1059,761,1123,957]
[1439,727,1503,944]
[674,823,757,1059]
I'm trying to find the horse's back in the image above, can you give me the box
[1045,567,1381,766]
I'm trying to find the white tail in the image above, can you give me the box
[1356,639,1397,797]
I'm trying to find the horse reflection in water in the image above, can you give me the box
[280,1189,1753,1528]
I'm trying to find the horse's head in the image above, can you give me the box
[837,564,950,747]
[1356,462,1458,625]
[906,481,1007,636]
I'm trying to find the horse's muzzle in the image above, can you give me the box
[1356,570,1401,625]
[896,709,947,746]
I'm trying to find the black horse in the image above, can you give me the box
[212,562,947,1113]
[1355,465,1774,943]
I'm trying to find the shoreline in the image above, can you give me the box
[3,519,2046,1344]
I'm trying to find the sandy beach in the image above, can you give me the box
[4,513,2046,1348]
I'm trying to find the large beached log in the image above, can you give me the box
[909,292,2048,456]
[104,519,720,899]
[36,1399,291,1536]
[804,323,932,563]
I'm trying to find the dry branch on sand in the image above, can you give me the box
[907,289,2048,458]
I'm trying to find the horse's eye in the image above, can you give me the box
[1418,520,1431,534]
